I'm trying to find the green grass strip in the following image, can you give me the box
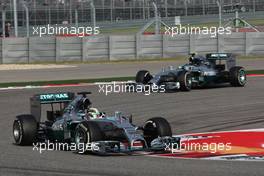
[0,76,134,88]
[247,70,264,74]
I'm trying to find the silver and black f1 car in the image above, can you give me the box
[13,92,178,154]
[133,53,247,92]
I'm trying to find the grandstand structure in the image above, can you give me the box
[0,0,263,26]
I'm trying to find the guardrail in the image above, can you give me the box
[0,33,264,64]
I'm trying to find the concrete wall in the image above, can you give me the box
[110,35,136,60]
[56,37,82,62]
[29,37,56,63]
[164,35,190,57]
[193,34,218,54]
[0,33,264,64]
[2,38,29,63]
[138,35,163,58]
[83,36,109,61]
[219,33,246,55]
[246,33,264,55]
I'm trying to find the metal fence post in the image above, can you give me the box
[21,1,30,38]
[216,0,222,27]
[152,2,159,35]
[69,0,73,24]
[184,0,188,16]
[142,0,145,19]
[75,9,79,27]
[90,1,96,30]
[13,0,18,37]
[2,9,6,38]
[253,0,256,13]
[165,0,168,18]
[110,0,113,22]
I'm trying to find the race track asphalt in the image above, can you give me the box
[0,77,264,176]
[0,59,263,83]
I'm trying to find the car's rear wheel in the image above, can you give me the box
[75,121,103,153]
[136,70,153,84]
[143,117,172,147]
[229,66,247,87]
[13,115,38,146]
[178,71,192,91]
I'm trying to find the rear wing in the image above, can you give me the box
[206,53,236,70]
[37,92,75,104]
[206,53,234,60]
[30,92,75,122]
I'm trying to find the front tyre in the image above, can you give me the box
[75,121,103,154]
[178,71,192,91]
[229,66,247,87]
[135,70,153,84]
[13,115,37,146]
[143,117,172,147]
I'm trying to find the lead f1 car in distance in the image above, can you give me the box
[133,53,247,92]
[13,92,178,154]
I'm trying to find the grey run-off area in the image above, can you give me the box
[0,59,263,83]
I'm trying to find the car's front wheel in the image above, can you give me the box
[143,117,172,147]
[178,71,192,91]
[74,121,103,154]
[135,70,153,84]
[13,115,38,146]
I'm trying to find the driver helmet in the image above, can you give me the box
[88,108,103,119]
[77,98,92,111]
[191,53,196,57]
[189,53,197,63]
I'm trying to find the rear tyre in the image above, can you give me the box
[75,121,103,153]
[229,66,247,87]
[178,71,192,91]
[13,115,37,146]
[135,70,153,84]
[143,117,172,147]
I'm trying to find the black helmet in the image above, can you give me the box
[82,98,92,109]
[77,98,92,110]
